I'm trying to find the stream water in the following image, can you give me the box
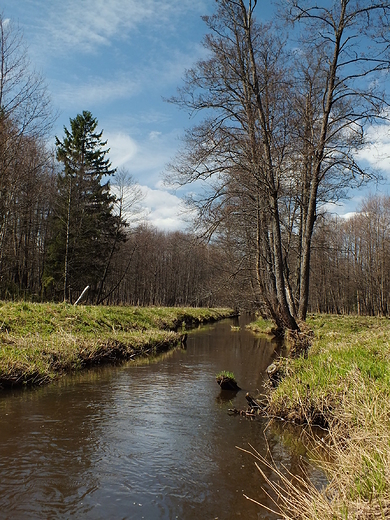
[0,315,325,519]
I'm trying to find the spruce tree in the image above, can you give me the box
[46,111,126,302]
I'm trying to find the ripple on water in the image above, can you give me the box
[0,317,324,520]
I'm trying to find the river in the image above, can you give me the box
[0,315,325,519]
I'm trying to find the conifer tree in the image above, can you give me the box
[46,111,126,302]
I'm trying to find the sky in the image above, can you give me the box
[3,0,221,230]
[2,0,390,230]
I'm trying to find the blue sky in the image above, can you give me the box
[3,0,390,229]
[3,0,221,230]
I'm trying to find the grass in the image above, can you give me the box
[245,316,275,334]
[266,315,390,425]
[0,302,234,388]
[216,370,236,380]
[247,314,390,519]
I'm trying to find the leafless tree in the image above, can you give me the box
[308,194,390,316]
[0,13,55,298]
[283,0,390,320]
[166,0,390,331]
[95,169,145,304]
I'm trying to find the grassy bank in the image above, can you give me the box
[252,314,390,519]
[0,302,234,389]
[245,316,274,335]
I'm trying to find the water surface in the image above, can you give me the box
[0,316,324,519]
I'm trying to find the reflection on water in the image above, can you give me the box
[0,315,325,519]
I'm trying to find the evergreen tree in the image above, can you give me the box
[46,111,126,302]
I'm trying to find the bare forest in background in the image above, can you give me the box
[2,154,390,315]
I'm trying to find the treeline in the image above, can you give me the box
[97,226,225,307]
[0,14,54,301]
[1,124,389,313]
[0,143,56,300]
[310,196,390,316]
[0,110,228,307]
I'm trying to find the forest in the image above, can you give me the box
[1,2,390,322]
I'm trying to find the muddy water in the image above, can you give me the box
[0,316,325,519]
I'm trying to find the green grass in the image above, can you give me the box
[216,370,236,380]
[0,301,233,336]
[266,315,390,423]
[256,314,390,519]
[245,316,274,334]
[0,302,234,388]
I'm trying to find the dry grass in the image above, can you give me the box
[245,315,390,519]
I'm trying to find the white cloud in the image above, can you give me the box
[356,122,390,175]
[41,0,207,54]
[105,132,138,168]
[340,212,358,220]
[102,129,196,230]
[110,182,191,231]
[103,128,182,187]
[149,131,162,140]
[139,186,192,231]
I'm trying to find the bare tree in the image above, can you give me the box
[95,169,145,304]
[283,0,390,319]
[308,195,390,317]
[113,168,145,225]
[166,1,301,330]
[0,13,55,297]
[0,14,53,139]
[166,0,390,331]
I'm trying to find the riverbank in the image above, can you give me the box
[251,314,390,519]
[0,302,234,389]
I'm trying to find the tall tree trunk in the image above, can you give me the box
[240,0,298,330]
[298,0,346,320]
[63,176,72,302]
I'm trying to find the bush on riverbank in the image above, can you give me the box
[0,302,234,388]
[254,314,390,519]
